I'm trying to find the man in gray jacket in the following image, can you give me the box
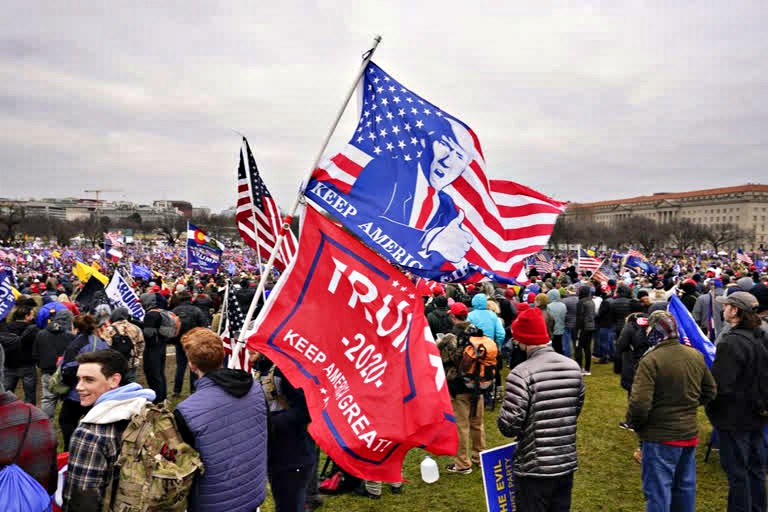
[498,307,585,511]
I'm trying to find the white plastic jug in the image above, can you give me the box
[420,456,439,483]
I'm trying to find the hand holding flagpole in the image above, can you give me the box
[238,35,383,340]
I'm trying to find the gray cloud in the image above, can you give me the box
[2,1,767,212]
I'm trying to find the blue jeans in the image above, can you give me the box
[4,366,37,404]
[719,429,767,512]
[596,327,615,361]
[563,327,575,358]
[641,441,696,512]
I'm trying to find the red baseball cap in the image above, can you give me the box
[450,302,468,317]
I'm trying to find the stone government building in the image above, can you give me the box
[565,183,768,250]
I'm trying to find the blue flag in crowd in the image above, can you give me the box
[668,294,716,367]
[131,263,153,280]
[0,270,16,321]
[756,259,766,272]
[625,255,658,275]
[0,264,17,288]
[187,223,224,274]
[227,261,237,276]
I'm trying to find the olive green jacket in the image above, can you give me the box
[626,337,716,442]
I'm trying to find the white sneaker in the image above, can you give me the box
[582,371,591,376]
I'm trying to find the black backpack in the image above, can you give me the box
[174,307,198,336]
[110,326,134,360]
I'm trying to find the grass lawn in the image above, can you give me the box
[285,361,729,512]
[17,350,729,511]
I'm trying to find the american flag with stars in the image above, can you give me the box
[533,252,555,275]
[236,137,297,272]
[221,283,250,371]
[736,249,753,266]
[578,249,602,274]
[310,61,565,284]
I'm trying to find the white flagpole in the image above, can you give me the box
[241,138,269,305]
[217,282,228,337]
[238,35,383,340]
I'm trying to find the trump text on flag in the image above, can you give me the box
[246,206,456,482]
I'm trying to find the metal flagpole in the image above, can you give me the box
[238,34,383,340]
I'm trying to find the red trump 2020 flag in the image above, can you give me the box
[244,205,458,482]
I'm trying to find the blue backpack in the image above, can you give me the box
[0,409,52,512]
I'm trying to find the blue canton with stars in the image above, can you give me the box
[352,62,463,160]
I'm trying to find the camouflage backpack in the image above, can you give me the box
[104,401,204,512]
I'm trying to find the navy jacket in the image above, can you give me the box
[175,369,268,512]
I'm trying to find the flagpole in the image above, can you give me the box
[241,138,269,305]
[217,282,228,337]
[185,221,189,272]
[238,34,383,340]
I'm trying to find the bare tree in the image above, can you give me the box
[73,216,105,246]
[0,202,25,244]
[615,217,667,252]
[155,215,186,246]
[703,223,746,253]
[666,219,707,251]
[50,218,80,246]
[548,215,575,249]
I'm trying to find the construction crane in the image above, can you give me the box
[84,189,123,234]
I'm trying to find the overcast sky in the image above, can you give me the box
[2,1,767,213]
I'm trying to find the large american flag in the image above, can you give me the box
[578,249,602,274]
[236,137,297,272]
[310,62,565,283]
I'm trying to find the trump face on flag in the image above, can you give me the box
[351,115,477,265]
[307,62,565,284]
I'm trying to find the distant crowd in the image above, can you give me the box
[1,244,767,511]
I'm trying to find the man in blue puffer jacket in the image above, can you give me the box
[467,293,505,347]
[175,328,268,512]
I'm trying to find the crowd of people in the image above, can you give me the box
[1,243,768,511]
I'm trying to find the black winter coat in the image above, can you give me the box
[706,327,768,432]
[610,297,640,333]
[576,297,595,332]
[172,302,207,338]
[261,364,317,472]
[193,294,214,325]
[2,321,38,368]
[427,308,453,338]
[615,314,650,391]
[33,329,74,374]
